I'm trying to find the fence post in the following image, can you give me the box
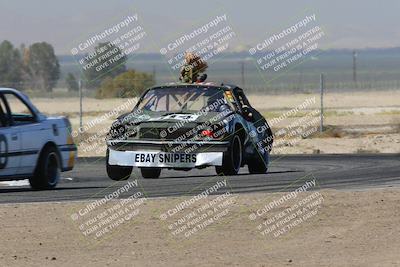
[79,78,83,129]
[320,73,324,133]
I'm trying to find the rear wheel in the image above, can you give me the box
[215,135,242,175]
[141,168,161,179]
[30,146,60,190]
[106,149,132,181]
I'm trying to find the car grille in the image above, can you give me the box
[139,128,160,139]
[139,127,198,140]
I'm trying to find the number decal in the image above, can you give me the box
[0,134,8,169]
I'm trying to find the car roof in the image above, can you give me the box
[0,87,30,101]
[0,87,21,94]
[152,82,239,91]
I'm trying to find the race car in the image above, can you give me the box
[106,83,273,179]
[0,88,77,189]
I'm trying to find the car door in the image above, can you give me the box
[0,93,21,177]
[233,88,273,152]
[231,88,255,132]
[2,92,42,175]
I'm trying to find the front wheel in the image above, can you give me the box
[106,149,132,181]
[248,151,268,174]
[141,168,161,179]
[30,146,60,190]
[215,135,242,175]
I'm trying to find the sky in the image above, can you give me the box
[0,0,399,55]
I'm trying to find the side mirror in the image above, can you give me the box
[242,106,253,120]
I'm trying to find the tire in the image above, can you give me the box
[215,135,242,175]
[106,149,132,181]
[141,168,161,179]
[29,146,60,190]
[248,151,268,174]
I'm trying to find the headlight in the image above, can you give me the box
[107,120,126,140]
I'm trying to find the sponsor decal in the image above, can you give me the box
[161,114,199,121]
[134,152,197,164]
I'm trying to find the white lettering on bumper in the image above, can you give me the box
[108,149,223,168]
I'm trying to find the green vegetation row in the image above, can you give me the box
[0,40,155,98]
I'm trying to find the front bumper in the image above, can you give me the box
[59,144,77,171]
[107,139,229,168]
[108,149,223,168]
[107,139,229,153]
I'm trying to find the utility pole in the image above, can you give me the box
[353,50,357,85]
[320,73,324,133]
[240,61,245,87]
[152,65,156,81]
[79,78,82,129]
[299,66,303,91]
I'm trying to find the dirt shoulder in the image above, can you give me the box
[0,188,399,266]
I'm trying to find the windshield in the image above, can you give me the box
[136,87,230,112]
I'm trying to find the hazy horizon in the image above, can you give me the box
[1,0,399,54]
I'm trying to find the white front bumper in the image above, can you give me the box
[108,149,223,168]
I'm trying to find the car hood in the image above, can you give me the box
[117,110,232,126]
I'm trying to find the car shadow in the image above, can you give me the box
[0,186,106,193]
[159,170,301,179]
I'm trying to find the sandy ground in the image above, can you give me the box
[14,90,400,156]
[247,90,400,110]
[0,188,399,267]
[277,133,400,154]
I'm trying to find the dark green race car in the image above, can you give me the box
[106,83,273,179]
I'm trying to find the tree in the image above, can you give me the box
[24,42,60,92]
[96,70,155,98]
[65,73,79,91]
[0,40,22,88]
[83,42,127,89]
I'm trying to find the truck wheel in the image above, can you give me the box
[248,151,268,174]
[30,146,60,190]
[141,168,161,179]
[106,149,132,181]
[215,135,242,175]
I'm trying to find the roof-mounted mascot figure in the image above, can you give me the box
[179,52,208,83]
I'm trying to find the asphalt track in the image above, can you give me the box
[0,154,399,204]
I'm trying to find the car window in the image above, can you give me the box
[3,93,35,125]
[0,105,6,127]
[235,89,251,108]
[0,95,10,127]
[137,87,228,112]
